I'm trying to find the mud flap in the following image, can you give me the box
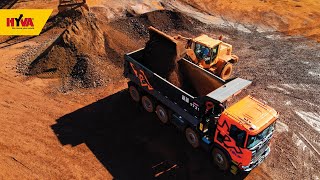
[230,165,238,175]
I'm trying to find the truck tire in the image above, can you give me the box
[141,96,154,112]
[129,85,140,102]
[212,148,230,171]
[185,128,200,148]
[220,63,233,80]
[156,105,170,124]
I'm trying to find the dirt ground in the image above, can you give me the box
[181,0,320,42]
[0,0,319,179]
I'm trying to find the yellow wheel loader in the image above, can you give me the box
[148,26,239,80]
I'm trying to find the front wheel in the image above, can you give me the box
[220,63,233,80]
[212,148,230,171]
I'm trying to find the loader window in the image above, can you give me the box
[211,45,219,62]
[194,43,211,63]
[229,125,246,148]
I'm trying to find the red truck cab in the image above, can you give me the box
[212,96,278,172]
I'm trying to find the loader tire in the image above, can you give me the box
[185,128,200,148]
[220,63,233,80]
[129,85,140,102]
[141,96,155,113]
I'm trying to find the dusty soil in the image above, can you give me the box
[180,0,320,42]
[0,0,319,179]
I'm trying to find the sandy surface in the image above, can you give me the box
[0,0,319,179]
[179,0,320,42]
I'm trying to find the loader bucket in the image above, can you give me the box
[179,59,224,96]
[148,26,186,60]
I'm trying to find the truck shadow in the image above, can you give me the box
[51,90,248,180]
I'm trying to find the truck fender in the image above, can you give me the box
[215,60,226,75]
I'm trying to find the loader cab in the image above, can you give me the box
[194,43,219,65]
[192,35,222,68]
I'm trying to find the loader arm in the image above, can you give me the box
[186,49,199,64]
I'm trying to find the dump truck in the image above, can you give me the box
[148,26,239,80]
[124,47,278,174]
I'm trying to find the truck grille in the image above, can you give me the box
[252,141,269,163]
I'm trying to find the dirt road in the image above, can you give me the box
[0,0,319,179]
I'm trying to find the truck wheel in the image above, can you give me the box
[220,63,233,80]
[129,86,140,102]
[141,96,154,112]
[185,128,200,148]
[156,105,170,124]
[212,148,230,171]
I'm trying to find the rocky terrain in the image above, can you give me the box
[0,0,319,179]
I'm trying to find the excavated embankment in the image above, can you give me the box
[25,7,204,90]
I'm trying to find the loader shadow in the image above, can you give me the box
[51,90,248,180]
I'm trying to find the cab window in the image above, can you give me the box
[229,125,246,148]
[194,43,211,63]
[211,45,219,60]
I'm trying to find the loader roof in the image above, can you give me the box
[193,35,221,48]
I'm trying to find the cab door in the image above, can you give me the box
[213,114,251,166]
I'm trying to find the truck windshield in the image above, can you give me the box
[246,123,275,149]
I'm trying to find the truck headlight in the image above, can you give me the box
[242,165,251,171]
[251,150,256,156]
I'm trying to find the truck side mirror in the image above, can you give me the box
[236,133,245,148]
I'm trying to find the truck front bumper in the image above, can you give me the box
[241,146,270,172]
